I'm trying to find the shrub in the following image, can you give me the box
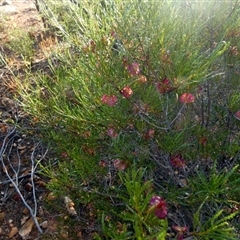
[17,0,240,239]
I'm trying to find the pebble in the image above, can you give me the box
[9,227,18,238]
[40,220,48,229]
[8,219,13,224]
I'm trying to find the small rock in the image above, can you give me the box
[8,227,18,239]
[19,217,35,239]
[21,216,29,226]
[40,220,48,229]
[8,219,13,224]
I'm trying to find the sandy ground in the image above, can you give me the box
[0,0,43,31]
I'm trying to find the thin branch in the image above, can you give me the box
[0,123,49,234]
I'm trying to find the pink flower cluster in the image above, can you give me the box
[101,94,118,106]
[179,93,195,104]
[120,86,133,99]
[149,196,167,219]
[124,60,147,84]
[107,127,118,138]
[126,62,140,76]
[101,86,133,107]
[170,154,186,168]
[157,78,174,94]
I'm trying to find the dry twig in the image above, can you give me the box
[0,121,48,234]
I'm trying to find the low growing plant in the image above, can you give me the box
[6,29,35,61]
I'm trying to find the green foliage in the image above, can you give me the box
[6,29,35,60]
[192,200,239,240]
[189,164,240,204]
[102,168,168,239]
[15,0,240,239]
